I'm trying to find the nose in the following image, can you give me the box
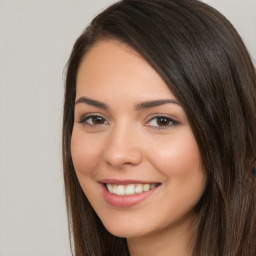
[103,123,143,168]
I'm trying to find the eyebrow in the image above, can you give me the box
[75,97,180,110]
[75,97,108,109]
[135,99,180,110]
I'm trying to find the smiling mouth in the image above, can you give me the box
[105,183,160,196]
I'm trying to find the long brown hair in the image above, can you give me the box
[63,0,256,255]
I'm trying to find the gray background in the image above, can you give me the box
[0,0,255,255]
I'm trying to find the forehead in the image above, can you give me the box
[76,39,174,100]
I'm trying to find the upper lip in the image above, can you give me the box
[99,178,161,185]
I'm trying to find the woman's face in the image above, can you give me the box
[71,40,206,239]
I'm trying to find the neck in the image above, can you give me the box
[127,213,195,256]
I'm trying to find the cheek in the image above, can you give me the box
[71,128,102,176]
[147,129,204,181]
[146,129,206,221]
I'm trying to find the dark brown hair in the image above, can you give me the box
[63,0,256,255]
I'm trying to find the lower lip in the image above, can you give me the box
[101,184,160,208]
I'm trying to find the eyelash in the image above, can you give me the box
[78,114,179,129]
[146,115,179,129]
[79,114,109,126]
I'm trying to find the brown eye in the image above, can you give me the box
[79,115,109,126]
[157,117,171,126]
[146,116,179,129]
[91,116,105,124]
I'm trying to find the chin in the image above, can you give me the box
[99,215,153,239]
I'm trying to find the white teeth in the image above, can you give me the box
[106,183,158,196]
[126,184,135,195]
[112,185,117,194]
[143,184,150,192]
[106,184,113,193]
[135,184,143,194]
[116,185,125,195]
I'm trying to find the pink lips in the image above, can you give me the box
[100,180,160,208]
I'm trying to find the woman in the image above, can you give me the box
[63,0,256,255]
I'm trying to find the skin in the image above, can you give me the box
[71,39,207,256]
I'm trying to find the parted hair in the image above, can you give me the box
[63,0,256,255]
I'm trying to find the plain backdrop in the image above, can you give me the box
[0,0,255,255]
